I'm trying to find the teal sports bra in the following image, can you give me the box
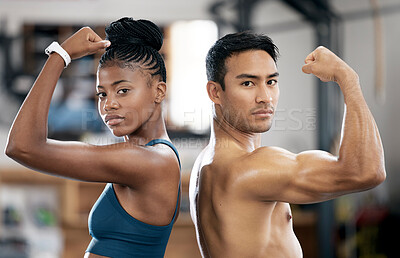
[86,139,181,257]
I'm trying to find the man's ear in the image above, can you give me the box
[206,81,222,105]
[155,81,166,103]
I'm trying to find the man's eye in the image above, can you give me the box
[267,80,278,86]
[242,81,254,87]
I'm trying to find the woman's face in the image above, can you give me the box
[96,65,158,137]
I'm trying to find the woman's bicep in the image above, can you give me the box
[12,139,160,185]
[42,140,109,182]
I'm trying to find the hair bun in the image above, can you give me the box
[105,17,163,51]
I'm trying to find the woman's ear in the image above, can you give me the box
[155,81,166,103]
[206,81,222,105]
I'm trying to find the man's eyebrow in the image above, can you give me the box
[236,74,260,79]
[235,72,279,79]
[96,80,131,89]
[268,72,280,78]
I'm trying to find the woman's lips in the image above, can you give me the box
[107,118,124,126]
[105,115,124,126]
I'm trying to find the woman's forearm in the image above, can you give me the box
[6,53,65,157]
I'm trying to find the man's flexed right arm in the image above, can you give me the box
[302,46,386,187]
[235,46,385,204]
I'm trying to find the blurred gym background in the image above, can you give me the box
[0,0,399,257]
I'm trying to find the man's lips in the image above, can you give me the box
[252,109,274,118]
[105,115,125,126]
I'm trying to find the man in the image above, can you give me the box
[189,31,386,258]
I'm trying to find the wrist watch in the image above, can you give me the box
[45,41,71,68]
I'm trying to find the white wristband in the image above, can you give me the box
[45,41,71,68]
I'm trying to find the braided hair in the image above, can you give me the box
[99,17,166,82]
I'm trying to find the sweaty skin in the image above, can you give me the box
[189,49,385,257]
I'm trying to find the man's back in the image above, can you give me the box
[189,140,303,258]
[190,32,385,257]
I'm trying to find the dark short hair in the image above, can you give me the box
[206,31,279,90]
[100,17,166,82]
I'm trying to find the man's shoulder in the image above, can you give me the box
[197,143,293,177]
[250,145,291,157]
[226,146,295,177]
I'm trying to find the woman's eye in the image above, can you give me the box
[96,92,106,98]
[117,89,129,94]
[242,81,254,87]
[267,79,278,86]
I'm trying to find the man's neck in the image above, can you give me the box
[211,116,261,152]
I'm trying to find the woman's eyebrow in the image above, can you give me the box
[97,80,132,89]
[111,80,131,86]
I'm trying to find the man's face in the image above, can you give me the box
[219,50,280,133]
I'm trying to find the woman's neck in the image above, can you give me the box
[124,107,168,145]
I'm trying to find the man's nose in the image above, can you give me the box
[255,86,272,103]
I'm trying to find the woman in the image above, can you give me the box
[6,17,181,257]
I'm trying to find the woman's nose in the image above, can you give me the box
[104,97,119,111]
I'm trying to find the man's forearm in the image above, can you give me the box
[337,70,385,184]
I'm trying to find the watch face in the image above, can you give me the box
[44,42,70,67]
[45,42,56,55]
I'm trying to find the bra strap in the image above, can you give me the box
[146,139,181,222]
[145,139,181,170]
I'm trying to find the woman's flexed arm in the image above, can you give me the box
[5,27,110,170]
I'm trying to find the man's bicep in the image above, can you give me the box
[239,147,346,204]
[287,150,343,203]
